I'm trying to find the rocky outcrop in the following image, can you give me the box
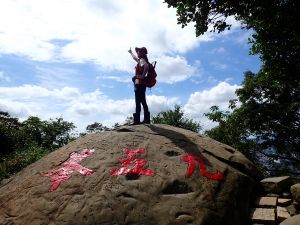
[291,184,300,203]
[260,176,293,194]
[287,184,300,217]
[279,215,300,225]
[249,177,300,225]
[0,124,259,225]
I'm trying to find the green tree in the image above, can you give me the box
[204,105,265,172]
[123,116,133,126]
[42,117,76,150]
[163,0,300,90]
[113,123,121,129]
[152,105,201,132]
[19,116,45,148]
[164,0,300,175]
[0,113,76,181]
[0,111,21,156]
[19,116,75,150]
[86,122,109,133]
[164,0,300,83]
[234,71,300,175]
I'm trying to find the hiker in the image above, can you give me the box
[128,47,150,125]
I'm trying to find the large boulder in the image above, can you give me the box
[0,124,259,225]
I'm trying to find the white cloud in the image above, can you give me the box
[0,0,198,68]
[183,82,240,130]
[233,29,254,45]
[211,47,226,54]
[0,1,248,132]
[0,0,245,88]
[0,71,11,82]
[0,0,241,74]
[156,55,197,84]
[54,87,81,100]
[211,61,229,70]
[101,75,132,83]
[0,84,80,100]
[0,85,51,99]
[0,85,89,121]
[0,84,179,131]
[97,54,199,85]
[35,66,81,89]
[0,99,32,119]
[207,76,218,84]
[0,82,242,132]
[69,102,99,116]
[147,95,179,115]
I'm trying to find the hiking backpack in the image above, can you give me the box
[145,61,157,88]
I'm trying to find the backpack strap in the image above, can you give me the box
[153,61,157,68]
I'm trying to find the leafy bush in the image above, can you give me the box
[0,111,75,182]
[0,145,50,181]
[152,105,201,133]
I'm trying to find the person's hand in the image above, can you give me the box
[128,47,132,54]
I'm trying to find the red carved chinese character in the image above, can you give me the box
[45,148,95,191]
[181,154,224,180]
[111,148,155,176]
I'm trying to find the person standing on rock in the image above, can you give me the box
[128,46,150,125]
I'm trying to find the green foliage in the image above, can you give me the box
[0,111,76,182]
[204,105,261,164]
[236,71,300,153]
[78,122,110,136]
[113,123,121,128]
[164,0,300,90]
[204,70,300,175]
[165,0,300,176]
[111,116,133,127]
[0,112,21,156]
[18,116,75,151]
[42,118,76,150]
[86,122,109,133]
[152,105,201,133]
[234,71,300,175]
[0,145,50,181]
[124,116,133,126]
[19,116,45,148]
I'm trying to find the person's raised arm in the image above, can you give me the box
[128,47,138,62]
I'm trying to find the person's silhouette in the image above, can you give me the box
[128,47,150,124]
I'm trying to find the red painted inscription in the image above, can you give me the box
[111,148,155,176]
[181,154,224,180]
[45,148,95,191]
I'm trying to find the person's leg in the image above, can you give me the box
[133,85,142,124]
[140,86,148,112]
[140,86,150,123]
[135,89,141,114]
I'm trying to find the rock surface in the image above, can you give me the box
[291,184,300,203]
[260,176,293,194]
[287,203,299,216]
[0,124,259,225]
[279,215,300,225]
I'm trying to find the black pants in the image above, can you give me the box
[134,84,149,114]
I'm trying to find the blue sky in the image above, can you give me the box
[0,0,261,132]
